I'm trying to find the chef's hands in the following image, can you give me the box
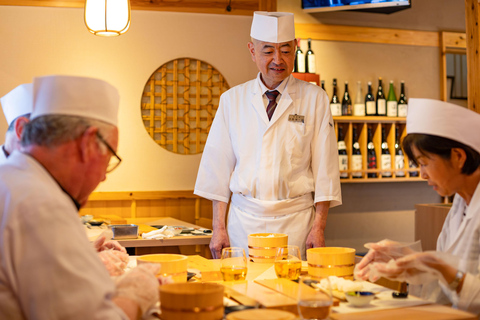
[94,230,127,253]
[363,252,456,286]
[98,249,129,276]
[306,227,325,249]
[355,239,422,281]
[115,263,161,315]
[209,228,230,259]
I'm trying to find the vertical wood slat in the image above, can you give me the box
[206,65,213,129]
[196,61,202,152]
[160,65,167,147]
[184,58,191,154]
[466,0,480,112]
[149,75,155,137]
[173,60,179,153]
[440,32,448,102]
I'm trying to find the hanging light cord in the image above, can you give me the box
[226,0,232,12]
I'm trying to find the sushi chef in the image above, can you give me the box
[194,11,342,259]
[0,75,161,320]
[356,99,480,315]
[0,83,32,163]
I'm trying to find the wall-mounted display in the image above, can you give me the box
[141,58,230,154]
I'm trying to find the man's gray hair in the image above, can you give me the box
[21,114,114,148]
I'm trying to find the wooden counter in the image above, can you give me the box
[186,258,477,320]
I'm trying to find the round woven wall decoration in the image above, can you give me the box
[141,58,230,154]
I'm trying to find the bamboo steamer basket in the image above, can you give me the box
[248,233,288,263]
[136,254,188,283]
[226,309,296,320]
[160,283,224,320]
[307,247,356,279]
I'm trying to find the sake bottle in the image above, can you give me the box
[353,81,365,116]
[365,81,376,116]
[398,81,408,117]
[352,126,363,179]
[367,126,377,178]
[387,81,398,117]
[342,81,352,116]
[381,127,392,177]
[330,79,342,116]
[376,78,386,116]
[294,39,305,73]
[338,126,348,179]
[395,127,405,177]
[305,38,316,73]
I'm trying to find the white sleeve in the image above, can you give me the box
[311,90,342,207]
[194,93,236,203]
[3,197,128,320]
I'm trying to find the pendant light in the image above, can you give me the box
[84,0,131,37]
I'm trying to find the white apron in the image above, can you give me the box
[194,73,341,258]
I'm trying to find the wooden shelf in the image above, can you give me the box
[334,118,421,183]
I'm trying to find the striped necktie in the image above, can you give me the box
[265,90,280,121]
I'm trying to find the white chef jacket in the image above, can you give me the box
[0,151,128,320]
[0,145,8,164]
[194,73,342,257]
[433,181,480,314]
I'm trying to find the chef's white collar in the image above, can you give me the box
[256,72,290,96]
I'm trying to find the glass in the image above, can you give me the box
[220,247,247,281]
[275,245,302,280]
[298,276,332,320]
[96,132,122,173]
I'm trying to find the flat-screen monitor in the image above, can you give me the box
[302,0,411,14]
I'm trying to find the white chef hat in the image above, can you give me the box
[407,98,480,154]
[0,83,33,125]
[32,75,119,127]
[250,11,295,43]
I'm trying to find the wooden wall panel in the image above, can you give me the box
[0,0,274,15]
[465,0,480,112]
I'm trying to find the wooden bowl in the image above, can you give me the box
[226,309,296,320]
[160,283,224,320]
[136,254,188,282]
[307,247,356,279]
[247,233,288,263]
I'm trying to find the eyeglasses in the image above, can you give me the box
[96,132,122,173]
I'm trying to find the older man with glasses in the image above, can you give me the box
[0,75,161,320]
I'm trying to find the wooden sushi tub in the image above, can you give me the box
[247,233,288,263]
[307,247,356,280]
[136,254,188,282]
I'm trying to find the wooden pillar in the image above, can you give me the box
[465,0,480,112]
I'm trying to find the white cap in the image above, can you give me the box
[0,83,33,125]
[32,75,119,126]
[250,11,295,43]
[407,98,480,154]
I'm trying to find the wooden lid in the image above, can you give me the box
[226,309,296,320]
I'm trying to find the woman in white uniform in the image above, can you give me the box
[355,98,480,315]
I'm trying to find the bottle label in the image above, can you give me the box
[409,160,419,177]
[339,155,348,178]
[367,142,374,149]
[353,103,365,116]
[353,142,360,149]
[366,101,376,115]
[395,155,405,177]
[377,99,386,115]
[297,53,305,73]
[398,104,408,117]
[352,154,362,177]
[338,141,346,150]
[387,101,397,117]
[307,55,316,73]
[330,103,342,116]
[381,154,392,176]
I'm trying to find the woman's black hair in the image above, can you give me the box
[402,134,480,175]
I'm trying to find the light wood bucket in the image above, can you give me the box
[160,283,224,320]
[248,233,288,263]
[136,254,188,283]
[226,309,296,320]
[307,247,356,279]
